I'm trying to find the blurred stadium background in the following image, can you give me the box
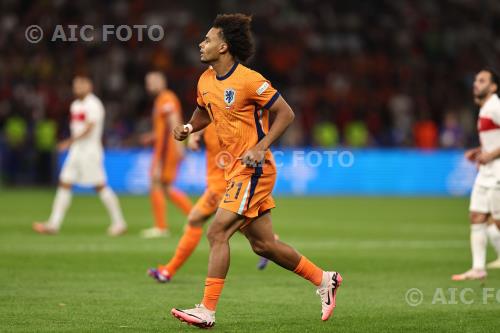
[1,1,500,332]
[2,0,499,190]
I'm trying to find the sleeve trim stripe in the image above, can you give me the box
[262,92,280,110]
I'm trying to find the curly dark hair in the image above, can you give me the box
[213,13,255,63]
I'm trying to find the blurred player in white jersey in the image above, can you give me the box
[452,69,500,280]
[33,76,127,236]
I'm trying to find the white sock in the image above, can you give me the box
[99,187,126,227]
[486,224,500,259]
[471,224,487,270]
[47,187,72,230]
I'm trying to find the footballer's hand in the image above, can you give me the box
[477,151,495,164]
[465,147,481,162]
[57,139,72,152]
[187,132,202,151]
[140,132,154,146]
[151,165,162,183]
[241,145,266,168]
[173,124,190,141]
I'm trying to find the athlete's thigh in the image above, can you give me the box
[59,152,79,184]
[490,186,500,220]
[469,183,490,215]
[193,189,223,218]
[161,150,182,184]
[241,211,275,243]
[80,155,106,185]
[208,207,246,238]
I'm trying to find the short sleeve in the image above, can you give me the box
[246,71,280,109]
[492,106,500,125]
[196,77,207,109]
[87,99,104,123]
[159,99,177,114]
[196,86,205,109]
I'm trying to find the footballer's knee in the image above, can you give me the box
[94,184,106,192]
[206,224,228,247]
[58,181,72,190]
[250,239,274,258]
[187,209,206,228]
[164,184,175,195]
[150,178,164,190]
[470,212,488,224]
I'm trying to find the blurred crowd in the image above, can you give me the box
[1,0,499,183]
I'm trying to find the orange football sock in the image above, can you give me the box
[164,225,203,276]
[167,187,193,215]
[293,256,324,287]
[201,277,225,311]
[151,188,167,230]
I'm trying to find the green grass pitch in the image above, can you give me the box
[1,189,499,332]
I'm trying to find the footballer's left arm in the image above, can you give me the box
[256,96,295,151]
[242,96,294,165]
[478,147,500,164]
[57,122,95,151]
[166,110,186,156]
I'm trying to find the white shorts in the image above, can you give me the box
[469,183,500,219]
[59,149,106,186]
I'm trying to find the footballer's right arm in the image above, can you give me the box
[465,147,481,162]
[57,122,95,151]
[173,106,211,141]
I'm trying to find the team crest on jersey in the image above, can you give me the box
[224,88,236,106]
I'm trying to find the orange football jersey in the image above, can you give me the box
[203,123,226,193]
[196,63,279,180]
[152,89,183,178]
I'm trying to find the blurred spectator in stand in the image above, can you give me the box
[440,112,464,148]
[413,117,438,150]
[388,92,414,146]
[313,121,339,147]
[3,115,28,184]
[34,119,56,185]
[345,121,369,147]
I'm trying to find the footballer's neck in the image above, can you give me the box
[211,56,237,78]
[477,93,494,108]
[76,92,90,101]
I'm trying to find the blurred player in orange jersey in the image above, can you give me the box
[169,14,342,328]
[140,72,193,238]
[147,123,274,282]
